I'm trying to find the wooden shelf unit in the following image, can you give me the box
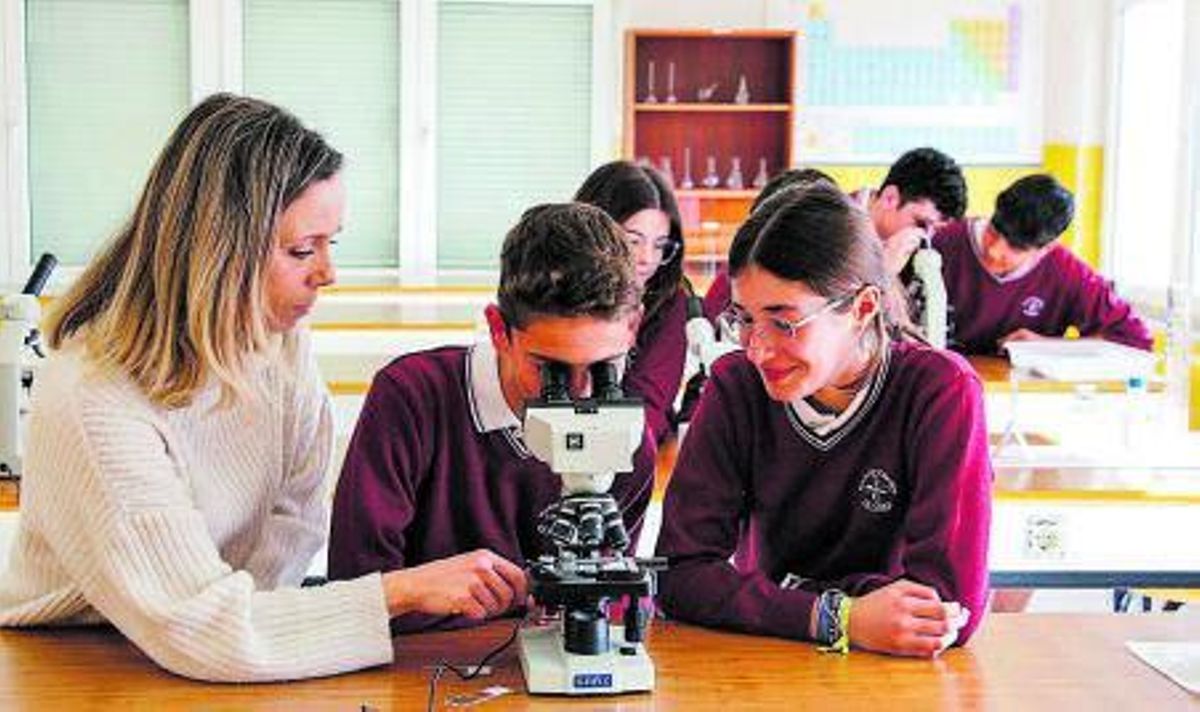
[624,29,797,266]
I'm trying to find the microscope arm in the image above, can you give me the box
[911,242,948,349]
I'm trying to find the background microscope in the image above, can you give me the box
[0,253,58,479]
[909,237,948,348]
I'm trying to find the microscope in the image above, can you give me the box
[0,253,58,479]
[676,294,740,428]
[684,294,739,371]
[910,237,948,349]
[519,361,664,695]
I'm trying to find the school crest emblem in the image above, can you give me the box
[858,469,897,513]
[1020,296,1045,318]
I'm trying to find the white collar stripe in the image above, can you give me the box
[466,340,521,434]
[784,346,892,451]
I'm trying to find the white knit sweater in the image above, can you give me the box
[0,333,393,682]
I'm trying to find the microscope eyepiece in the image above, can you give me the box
[589,361,623,402]
[539,362,571,402]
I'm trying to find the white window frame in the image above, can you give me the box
[415,0,612,284]
[190,0,242,101]
[1101,0,1199,320]
[1178,0,1200,308]
[0,0,612,288]
[1,0,30,288]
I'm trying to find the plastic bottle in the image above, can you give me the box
[1123,376,1150,449]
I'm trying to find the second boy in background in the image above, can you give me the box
[703,148,967,342]
[934,174,1152,355]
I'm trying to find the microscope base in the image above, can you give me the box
[518,622,654,695]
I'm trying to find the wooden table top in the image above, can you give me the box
[0,615,1196,709]
[0,480,16,511]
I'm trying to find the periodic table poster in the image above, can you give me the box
[777,0,1044,165]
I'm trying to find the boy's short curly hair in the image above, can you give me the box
[880,147,967,221]
[497,203,643,329]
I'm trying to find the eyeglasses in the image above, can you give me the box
[718,294,855,346]
[624,229,680,264]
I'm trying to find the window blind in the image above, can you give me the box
[244,0,402,268]
[25,0,189,266]
[436,2,592,270]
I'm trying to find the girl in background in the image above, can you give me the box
[575,160,690,443]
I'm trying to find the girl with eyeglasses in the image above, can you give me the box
[575,160,689,443]
[655,183,991,657]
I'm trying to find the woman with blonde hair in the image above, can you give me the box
[0,93,525,682]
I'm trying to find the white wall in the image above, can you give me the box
[1043,0,1111,145]
[615,0,770,28]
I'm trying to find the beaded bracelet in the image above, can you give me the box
[816,589,851,654]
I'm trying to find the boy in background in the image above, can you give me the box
[933,173,1152,355]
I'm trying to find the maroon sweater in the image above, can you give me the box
[626,287,688,443]
[934,218,1153,355]
[702,271,732,324]
[656,341,992,645]
[329,346,655,634]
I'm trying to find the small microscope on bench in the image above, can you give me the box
[519,361,665,695]
[0,254,58,479]
[910,237,948,348]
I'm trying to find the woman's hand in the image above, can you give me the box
[381,549,528,620]
[848,579,958,658]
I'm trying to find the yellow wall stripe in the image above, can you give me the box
[1043,143,1105,267]
[996,489,1200,505]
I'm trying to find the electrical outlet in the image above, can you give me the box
[1024,513,1066,560]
